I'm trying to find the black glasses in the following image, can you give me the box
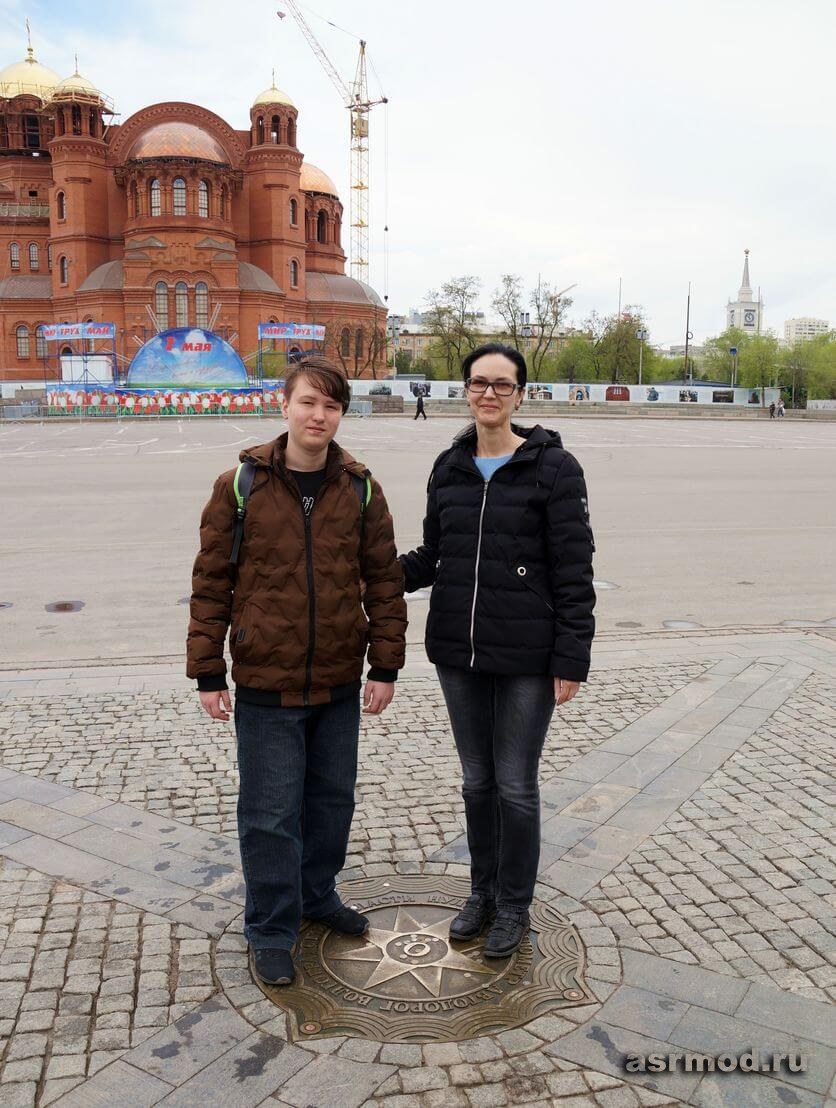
[464,378,519,397]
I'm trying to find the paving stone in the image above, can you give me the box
[735,980,836,1047]
[692,1070,825,1107]
[597,984,689,1040]
[52,1059,173,1107]
[272,1054,395,1107]
[121,997,252,1082]
[621,949,749,1012]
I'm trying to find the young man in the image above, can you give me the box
[187,356,407,987]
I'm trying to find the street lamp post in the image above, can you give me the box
[729,346,738,389]
[635,328,648,385]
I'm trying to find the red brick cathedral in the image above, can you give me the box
[0,43,387,385]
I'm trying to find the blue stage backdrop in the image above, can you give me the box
[126,328,248,388]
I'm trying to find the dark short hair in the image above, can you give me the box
[461,343,527,389]
[284,354,351,413]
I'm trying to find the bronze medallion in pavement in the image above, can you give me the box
[248,874,593,1043]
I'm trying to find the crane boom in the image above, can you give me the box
[279,5,387,285]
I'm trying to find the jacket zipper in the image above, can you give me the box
[469,481,489,668]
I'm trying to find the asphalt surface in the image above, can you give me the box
[2,415,834,665]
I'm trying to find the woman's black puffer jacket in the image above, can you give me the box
[400,423,596,681]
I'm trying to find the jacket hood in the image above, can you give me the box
[239,434,367,477]
[453,422,564,452]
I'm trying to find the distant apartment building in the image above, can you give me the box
[784,317,830,344]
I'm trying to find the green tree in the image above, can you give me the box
[528,279,573,382]
[394,349,413,374]
[702,327,749,384]
[805,333,836,400]
[579,308,654,383]
[491,274,524,352]
[424,275,482,375]
[738,334,780,402]
[553,335,597,381]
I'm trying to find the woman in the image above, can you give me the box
[401,343,596,957]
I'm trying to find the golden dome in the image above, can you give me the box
[0,48,60,101]
[52,70,102,101]
[252,83,295,108]
[301,162,339,197]
[129,122,228,163]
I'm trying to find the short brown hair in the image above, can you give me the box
[284,355,351,413]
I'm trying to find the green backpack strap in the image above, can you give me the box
[229,461,256,566]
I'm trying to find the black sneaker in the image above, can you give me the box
[308,904,369,936]
[251,947,295,986]
[483,907,530,958]
[449,894,496,941]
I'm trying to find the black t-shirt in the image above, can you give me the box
[289,467,326,516]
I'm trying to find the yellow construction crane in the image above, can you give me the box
[278,5,387,286]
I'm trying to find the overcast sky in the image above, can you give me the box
[2,0,833,344]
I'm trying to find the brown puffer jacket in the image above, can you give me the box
[186,434,407,706]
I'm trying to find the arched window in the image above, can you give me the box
[290,259,299,288]
[71,104,82,135]
[84,317,95,353]
[289,197,298,226]
[36,326,47,359]
[220,186,228,220]
[175,281,188,327]
[28,243,39,271]
[88,109,97,137]
[16,326,30,359]
[195,282,209,328]
[271,115,281,143]
[129,181,139,217]
[355,327,364,362]
[47,244,53,272]
[335,215,341,247]
[56,191,66,220]
[287,118,296,146]
[173,178,187,216]
[316,210,327,244]
[0,117,7,147]
[155,281,169,329]
[9,242,20,270]
[340,327,350,358]
[60,345,72,357]
[198,180,209,218]
[56,110,65,136]
[256,116,265,144]
[59,256,69,284]
[149,179,161,217]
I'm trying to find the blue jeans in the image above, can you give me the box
[436,666,556,909]
[235,694,360,950]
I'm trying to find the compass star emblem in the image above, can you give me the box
[328,906,497,998]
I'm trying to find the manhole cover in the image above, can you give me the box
[44,601,85,613]
[248,874,592,1043]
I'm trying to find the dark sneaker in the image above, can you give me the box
[483,907,530,958]
[310,904,369,936]
[449,894,496,941]
[251,947,295,986]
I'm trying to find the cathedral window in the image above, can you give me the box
[28,243,39,271]
[129,181,139,218]
[23,114,40,148]
[271,115,281,144]
[59,256,69,285]
[316,210,327,244]
[0,117,9,147]
[149,179,161,217]
[56,110,64,136]
[287,118,296,146]
[47,244,53,271]
[173,178,187,216]
[71,104,82,136]
[340,327,350,358]
[175,281,188,327]
[355,327,364,362]
[198,180,210,218]
[155,281,169,329]
[9,242,20,271]
[220,186,228,220]
[256,116,265,144]
[56,191,66,220]
[16,325,30,358]
[290,259,299,288]
[289,197,298,226]
[36,326,46,358]
[89,109,97,138]
[195,282,209,328]
[335,215,341,247]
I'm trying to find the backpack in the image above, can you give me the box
[229,460,372,566]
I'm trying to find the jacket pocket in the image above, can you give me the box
[512,564,554,611]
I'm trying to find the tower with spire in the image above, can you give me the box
[726,249,764,334]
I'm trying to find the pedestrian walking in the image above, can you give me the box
[414,392,428,420]
[769,401,776,418]
[400,342,596,957]
[777,397,785,417]
[187,355,407,988]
